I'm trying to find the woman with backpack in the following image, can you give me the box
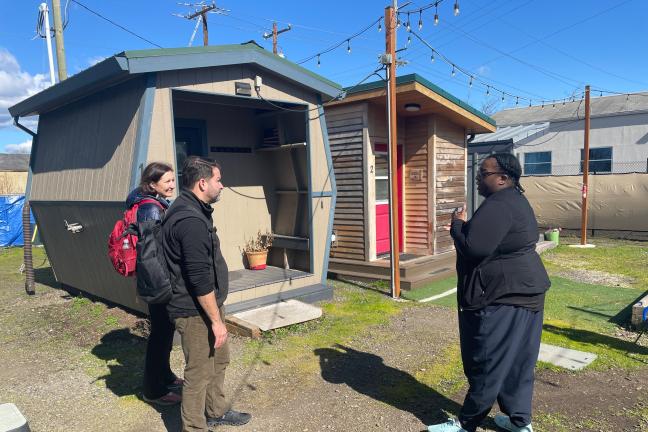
[125,162,182,406]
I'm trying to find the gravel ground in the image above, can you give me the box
[1,276,647,431]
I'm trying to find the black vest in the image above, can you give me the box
[164,191,229,319]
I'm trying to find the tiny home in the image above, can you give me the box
[9,43,341,314]
[325,74,496,289]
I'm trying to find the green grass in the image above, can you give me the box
[400,275,457,302]
[543,240,648,288]
[241,280,402,372]
[410,273,648,370]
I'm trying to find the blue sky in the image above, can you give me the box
[1,0,647,153]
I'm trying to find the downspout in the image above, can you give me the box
[14,117,36,295]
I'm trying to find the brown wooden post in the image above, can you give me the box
[187,5,216,46]
[385,5,401,298]
[580,85,591,245]
[272,22,278,54]
[51,0,67,81]
[202,11,209,46]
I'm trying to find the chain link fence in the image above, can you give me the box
[522,160,648,176]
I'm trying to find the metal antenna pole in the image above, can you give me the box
[39,3,56,85]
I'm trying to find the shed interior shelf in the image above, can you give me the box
[256,142,307,152]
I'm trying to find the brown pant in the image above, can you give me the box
[175,311,230,432]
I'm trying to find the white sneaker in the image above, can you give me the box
[427,418,467,432]
[494,414,534,432]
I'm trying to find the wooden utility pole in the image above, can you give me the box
[580,85,591,245]
[51,0,67,81]
[187,4,217,46]
[263,22,292,55]
[385,4,401,299]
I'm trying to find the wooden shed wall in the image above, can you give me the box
[326,103,367,261]
[149,65,332,282]
[171,101,276,271]
[0,172,28,195]
[403,116,430,254]
[31,78,145,201]
[435,117,466,253]
[31,202,147,313]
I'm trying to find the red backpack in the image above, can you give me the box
[108,199,161,277]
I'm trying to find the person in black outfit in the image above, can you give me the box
[126,162,183,406]
[164,156,251,432]
[428,153,550,432]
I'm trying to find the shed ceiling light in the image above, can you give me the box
[404,103,421,112]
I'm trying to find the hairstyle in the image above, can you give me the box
[487,152,525,193]
[139,162,174,195]
[182,156,222,189]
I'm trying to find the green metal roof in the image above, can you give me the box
[10,42,342,118]
[344,73,496,126]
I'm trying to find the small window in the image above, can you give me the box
[580,147,612,173]
[375,153,389,203]
[524,151,551,175]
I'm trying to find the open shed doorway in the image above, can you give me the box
[170,89,313,284]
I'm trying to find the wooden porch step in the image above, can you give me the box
[400,266,456,290]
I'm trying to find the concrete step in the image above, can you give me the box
[0,403,30,432]
[401,266,456,290]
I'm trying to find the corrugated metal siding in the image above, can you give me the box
[327,105,366,261]
[404,116,430,254]
[31,201,146,313]
[31,78,145,201]
[435,118,465,254]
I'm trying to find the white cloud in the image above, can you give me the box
[87,56,106,67]
[0,48,50,129]
[4,140,32,154]
[476,65,491,77]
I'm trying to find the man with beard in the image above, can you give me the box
[164,156,251,432]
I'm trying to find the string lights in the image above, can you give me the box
[407,29,585,108]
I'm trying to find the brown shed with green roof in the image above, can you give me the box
[324,73,496,289]
[9,42,341,313]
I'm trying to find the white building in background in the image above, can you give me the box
[470,92,648,176]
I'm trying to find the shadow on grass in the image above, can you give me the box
[543,324,648,360]
[565,290,648,328]
[33,266,59,290]
[91,328,181,431]
[314,344,463,428]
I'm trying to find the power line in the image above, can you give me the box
[70,0,163,48]
[498,18,648,88]
[470,0,637,80]
[407,29,584,107]
[296,17,382,65]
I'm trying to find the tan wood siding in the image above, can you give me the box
[404,116,430,254]
[326,104,366,261]
[31,78,145,201]
[435,118,466,254]
[30,202,147,313]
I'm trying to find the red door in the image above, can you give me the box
[375,144,403,255]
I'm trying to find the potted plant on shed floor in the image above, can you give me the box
[243,230,274,270]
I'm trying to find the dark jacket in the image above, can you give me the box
[450,187,550,311]
[126,188,169,223]
[163,190,229,320]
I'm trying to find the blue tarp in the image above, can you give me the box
[0,195,34,247]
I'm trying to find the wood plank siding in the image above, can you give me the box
[31,77,145,201]
[326,104,366,261]
[435,117,466,253]
[404,116,430,254]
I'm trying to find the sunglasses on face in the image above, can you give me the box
[477,171,506,179]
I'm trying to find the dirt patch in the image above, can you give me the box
[555,268,635,287]
[1,282,647,432]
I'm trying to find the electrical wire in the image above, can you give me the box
[296,17,382,65]
[407,29,585,107]
[254,66,386,115]
[70,0,163,48]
